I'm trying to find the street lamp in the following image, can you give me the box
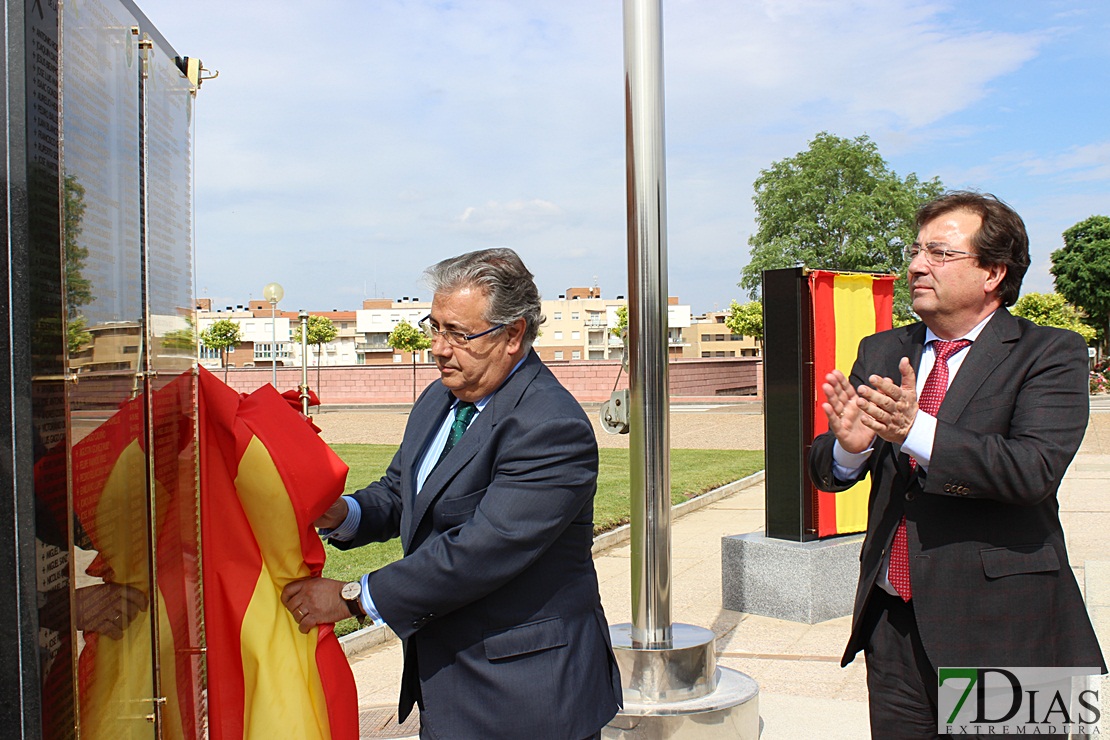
[263,282,284,388]
[299,310,310,417]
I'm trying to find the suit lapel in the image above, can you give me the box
[405,351,544,547]
[895,324,927,476]
[935,309,1017,423]
[399,388,454,551]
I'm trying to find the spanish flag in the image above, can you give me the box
[810,271,897,537]
[199,367,357,740]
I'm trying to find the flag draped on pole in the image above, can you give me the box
[809,271,897,537]
[199,367,357,740]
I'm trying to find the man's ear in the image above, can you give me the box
[505,317,526,354]
[983,262,1007,295]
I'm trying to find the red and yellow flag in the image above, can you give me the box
[810,271,897,537]
[199,368,357,740]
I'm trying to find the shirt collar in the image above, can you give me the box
[923,310,995,347]
[449,354,529,412]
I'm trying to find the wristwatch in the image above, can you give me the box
[341,581,366,625]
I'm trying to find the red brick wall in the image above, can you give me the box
[215,358,762,404]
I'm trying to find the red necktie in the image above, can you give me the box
[889,339,971,601]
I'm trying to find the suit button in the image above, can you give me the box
[905,492,915,501]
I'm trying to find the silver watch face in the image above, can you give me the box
[340,581,361,601]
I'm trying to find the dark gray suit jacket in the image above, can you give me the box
[335,351,622,739]
[809,309,1105,674]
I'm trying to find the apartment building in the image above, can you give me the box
[680,311,760,358]
[196,288,693,367]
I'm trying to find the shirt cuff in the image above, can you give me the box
[901,411,937,471]
[318,495,361,542]
[359,573,382,625]
[832,440,873,480]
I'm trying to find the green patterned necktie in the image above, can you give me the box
[435,402,478,468]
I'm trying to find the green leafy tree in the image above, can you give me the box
[162,314,198,353]
[293,315,339,395]
[1051,215,1110,354]
[610,305,628,338]
[67,314,93,354]
[741,132,943,323]
[200,319,242,382]
[388,320,432,402]
[1012,292,1097,344]
[724,300,763,351]
[64,174,95,355]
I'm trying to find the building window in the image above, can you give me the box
[715,334,725,341]
[554,331,563,340]
[701,334,710,342]
[553,312,562,320]
[571,312,580,320]
[715,351,726,357]
[393,354,403,363]
[716,315,726,323]
[701,351,711,358]
[554,351,564,360]
[571,350,581,360]
[571,331,580,340]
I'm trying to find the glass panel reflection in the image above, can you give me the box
[26,2,76,737]
[61,0,154,737]
[141,29,206,739]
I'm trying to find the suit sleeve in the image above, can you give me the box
[366,410,598,640]
[925,327,1088,506]
[328,446,405,550]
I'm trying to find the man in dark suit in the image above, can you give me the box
[809,191,1105,737]
[282,248,622,739]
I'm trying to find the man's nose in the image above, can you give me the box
[430,334,452,356]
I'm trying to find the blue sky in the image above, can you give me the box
[141,0,1110,315]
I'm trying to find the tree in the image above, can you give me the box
[64,174,95,355]
[1051,215,1110,354]
[162,315,198,353]
[724,300,763,352]
[610,305,628,338]
[741,132,943,322]
[388,320,432,402]
[200,319,242,382]
[1012,293,1097,344]
[293,315,339,396]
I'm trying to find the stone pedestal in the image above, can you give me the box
[721,532,863,624]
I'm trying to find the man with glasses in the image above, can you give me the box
[282,248,621,739]
[809,191,1105,737]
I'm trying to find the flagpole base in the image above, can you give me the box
[605,623,759,738]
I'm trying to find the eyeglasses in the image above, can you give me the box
[904,243,976,266]
[419,315,506,347]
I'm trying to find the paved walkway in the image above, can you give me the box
[323,398,1110,739]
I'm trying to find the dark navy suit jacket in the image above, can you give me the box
[809,309,1105,674]
[335,350,622,739]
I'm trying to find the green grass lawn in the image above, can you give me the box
[322,443,763,635]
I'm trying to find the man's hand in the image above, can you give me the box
[281,577,350,634]
[76,582,148,640]
[854,357,919,445]
[821,369,876,453]
[314,496,349,530]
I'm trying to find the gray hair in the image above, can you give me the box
[423,248,544,347]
